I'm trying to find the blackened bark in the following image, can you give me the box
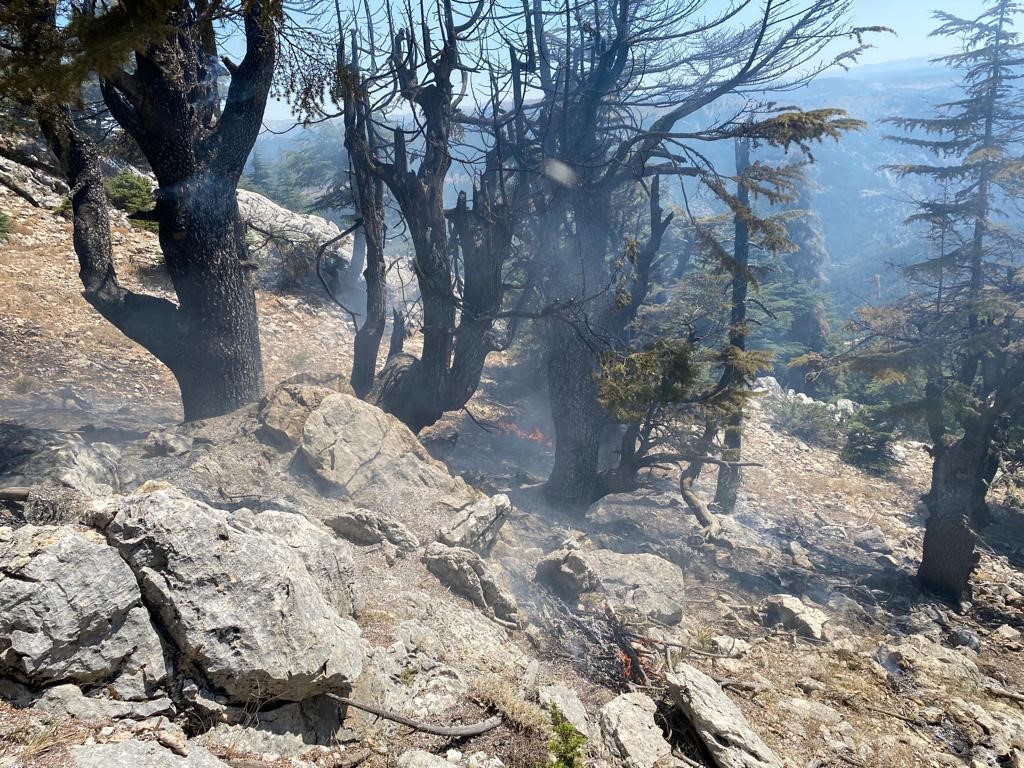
[917,431,992,601]
[715,139,751,513]
[544,319,606,507]
[87,0,277,419]
[444,187,511,411]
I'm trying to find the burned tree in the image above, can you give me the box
[513,0,873,506]
[3,0,279,420]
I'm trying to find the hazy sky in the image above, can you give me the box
[852,0,988,66]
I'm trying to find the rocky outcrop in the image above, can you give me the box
[422,543,518,625]
[236,189,351,291]
[258,381,341,450]
[71,739,229,768]
[597,692,677,768]
[325,507,420,554]
[538,684,590,737]
[101,488,365,703]
[759,594,832,641]
[301,393,463,504]
[437,494,511,555]
[536,544,686,625]
[0,525,167,700]
[667,665,784,768]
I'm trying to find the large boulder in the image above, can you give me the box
[536,545,686,625]
[0,525,167,700]
[101,488,365,703]
[667,665,783,768]
[258,381,343,450]
[422,543,519,625]
[437,494,511,555]
[300,393,462,503]
[236,189,351,290]
[597,692,676,768]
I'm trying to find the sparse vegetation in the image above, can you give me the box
[103,170,157,231]
[0,209,10,238]
[769,397,845,449]
[548,705,587,768]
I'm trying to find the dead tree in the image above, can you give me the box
[8,0,278,420]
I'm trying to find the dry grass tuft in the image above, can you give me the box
[470,674,551,736]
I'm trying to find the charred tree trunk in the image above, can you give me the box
[444,184,511,411]
[155,175,264,420]
[917,431,992,601]
[31,0,275,421]
[544,319,606,507]
[715,138,752,513]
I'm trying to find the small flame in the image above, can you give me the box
[497,421,553,447]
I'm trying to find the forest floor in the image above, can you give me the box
[2,185,1024,767]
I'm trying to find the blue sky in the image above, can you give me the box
[851,0,988,66]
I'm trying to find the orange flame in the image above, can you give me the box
[497,421,553,447]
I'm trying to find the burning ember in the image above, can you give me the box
[497,421,553,447]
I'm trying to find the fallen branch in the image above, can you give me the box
[0,487,30,502]
[863,705,925,727]
[0,174,39,207]
[985,684,1024,704]
[324,693,502,737]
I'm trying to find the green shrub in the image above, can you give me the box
[0,209,10,237]
[841,408,898,475]
[104,170,157,231]
[548,706,586,768]
[55,197,72,219]
[768,397,845,448]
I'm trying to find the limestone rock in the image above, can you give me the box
[0,525,167,700]
[539,684,590,737]
[536,546,685,625]
[759,594,832,641]
[235,507,360,617]
[397,751,451,767]
[102,488,365,703]
[143,430,194,457]
[422,543,518,624]
[325,507,420,553]
[301,394,460,503]
[34,683,174,720]
[437,495,511,555]
[257,382,337,450]
[237,189,351,291]
[203,695,348,755]
[71,739,228,768]
[852,525,892,555]
[598,692,675,768]
[667,665,783,768]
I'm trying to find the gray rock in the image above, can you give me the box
[34,683,173,720]
[667,665,784,768]
[102,488,365,703]
[952,628,981,653]
[437,495,511,555]
[597,692,675,768]
[421,543,518,624]
[852,526,892,555]
[538,684,590,737]
[235,508,360,617]
[257,382,338,450]
[301,394,460,503]
[204,695,348,755]
[759,594,832,641]
[237,189,351,291]
[0,525,167,699]
[536,546,686,625]
[325,507,420,554]
[143,431,193,457]
[397,751,451,767]
[71,739,228,768]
